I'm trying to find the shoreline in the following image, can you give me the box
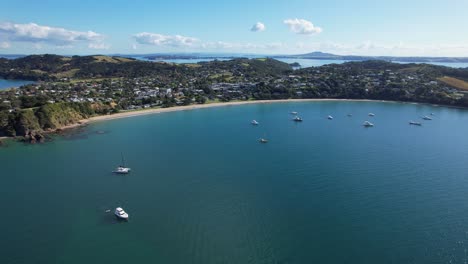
[0,98,463,141]
[64,98,377,129]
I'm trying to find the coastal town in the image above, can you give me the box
[1,57,467,116]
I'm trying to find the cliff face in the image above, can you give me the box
[0,102,98,138]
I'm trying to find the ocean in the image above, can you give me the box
[2,101,468,263]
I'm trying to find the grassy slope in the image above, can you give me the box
[438,76,468,91]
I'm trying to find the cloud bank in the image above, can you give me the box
[0,22,104,44]
[133,32,199,47]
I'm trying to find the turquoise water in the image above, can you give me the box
[2,101,468,263]
[0,78,35,90]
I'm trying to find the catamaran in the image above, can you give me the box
[113,153,131,174]
[114,207,129,220]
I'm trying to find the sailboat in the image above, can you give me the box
[113,153,131,174]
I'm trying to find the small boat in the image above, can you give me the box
[114,207,129,220]
[290,111,298,115]
[368,113,375,117]
[113,153,131,174]
[363,121,374,127]
[251,120,259,125]
[347,114,353,117]
[422,116,432,120]
[259,138,268,143]
[409,121,422,126]
[293,116,303,122]
[327,115,333,120]
[430,113,435,116]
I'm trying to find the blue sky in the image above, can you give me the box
[1,0,467,56]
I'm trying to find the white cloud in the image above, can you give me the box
[0,22,104,45]
[283,18,322,35]
[88,42,110,49]
[251,22,265,32]
[134,32,199,47]
[0,41,10,49]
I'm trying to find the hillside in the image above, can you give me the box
[0,55,292,81]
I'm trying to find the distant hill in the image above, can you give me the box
[0,54,292,81]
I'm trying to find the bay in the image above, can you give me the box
[0,78,36,90]
[2,101,468,264]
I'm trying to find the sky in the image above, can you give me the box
[0,0,468,56]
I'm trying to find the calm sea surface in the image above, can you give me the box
[2,101,468,264]
[0,78,35,90]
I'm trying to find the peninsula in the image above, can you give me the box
[1,54,468,142]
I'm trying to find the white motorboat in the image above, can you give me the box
[327,115,333,120]
[114,207,129,220]
[368,113,375,117]
[290,111,298,115]
[259,138,268,143]
[363,121,374,127]
[422,116,432,120]
[251,120,259,125]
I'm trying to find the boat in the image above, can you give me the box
[363,121,374,127]
[251,120,259,125]
[290,111,298,115]
[114,207,129,220]
[347,114,353,117]
[422,116,432,120]
[113,153,131,174]
[368,113,375,117]
[259,138,268,143]
[430,113,435,116]
[409,121,422,126]
[327,115,333,120]
[293,116,303,122]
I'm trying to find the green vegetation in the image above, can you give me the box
[0,102,109,137]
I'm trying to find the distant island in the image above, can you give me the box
[1,54,468,143]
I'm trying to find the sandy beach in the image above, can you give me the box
[71,98,378,128]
